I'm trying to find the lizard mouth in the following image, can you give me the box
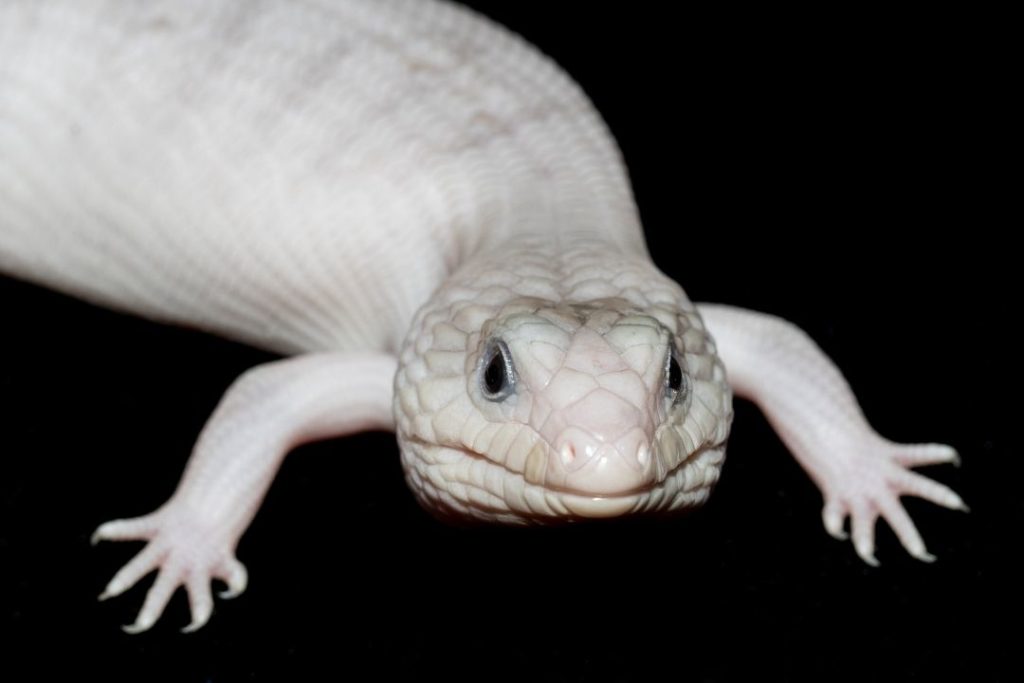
[407,440,716,522]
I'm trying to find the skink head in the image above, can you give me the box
[394,258,732,523]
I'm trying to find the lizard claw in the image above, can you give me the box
[217,558,248,599]
[821,500,848,541]
[819,440,965,565]
[93,506,245,633]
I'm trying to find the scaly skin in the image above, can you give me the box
[395,233,731,521]
[0,0,964,632]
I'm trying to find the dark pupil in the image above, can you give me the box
[484,351,507,395]
[668,355,682,393]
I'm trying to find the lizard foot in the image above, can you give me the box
[92,506,247,633]
[818,440,966,566]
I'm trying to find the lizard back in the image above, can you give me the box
[0,0,642,354]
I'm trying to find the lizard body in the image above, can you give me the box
[0,0,964,632]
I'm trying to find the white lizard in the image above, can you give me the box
[0,0,965,633]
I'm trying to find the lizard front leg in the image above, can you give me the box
[697,304,966,564]
[92,351,397,633]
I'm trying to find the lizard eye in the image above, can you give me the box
[665,350,687,404]
[480,339,515,401]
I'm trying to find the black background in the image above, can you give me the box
[1,2,1015,681]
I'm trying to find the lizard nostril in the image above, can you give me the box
[560,442,576,466]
